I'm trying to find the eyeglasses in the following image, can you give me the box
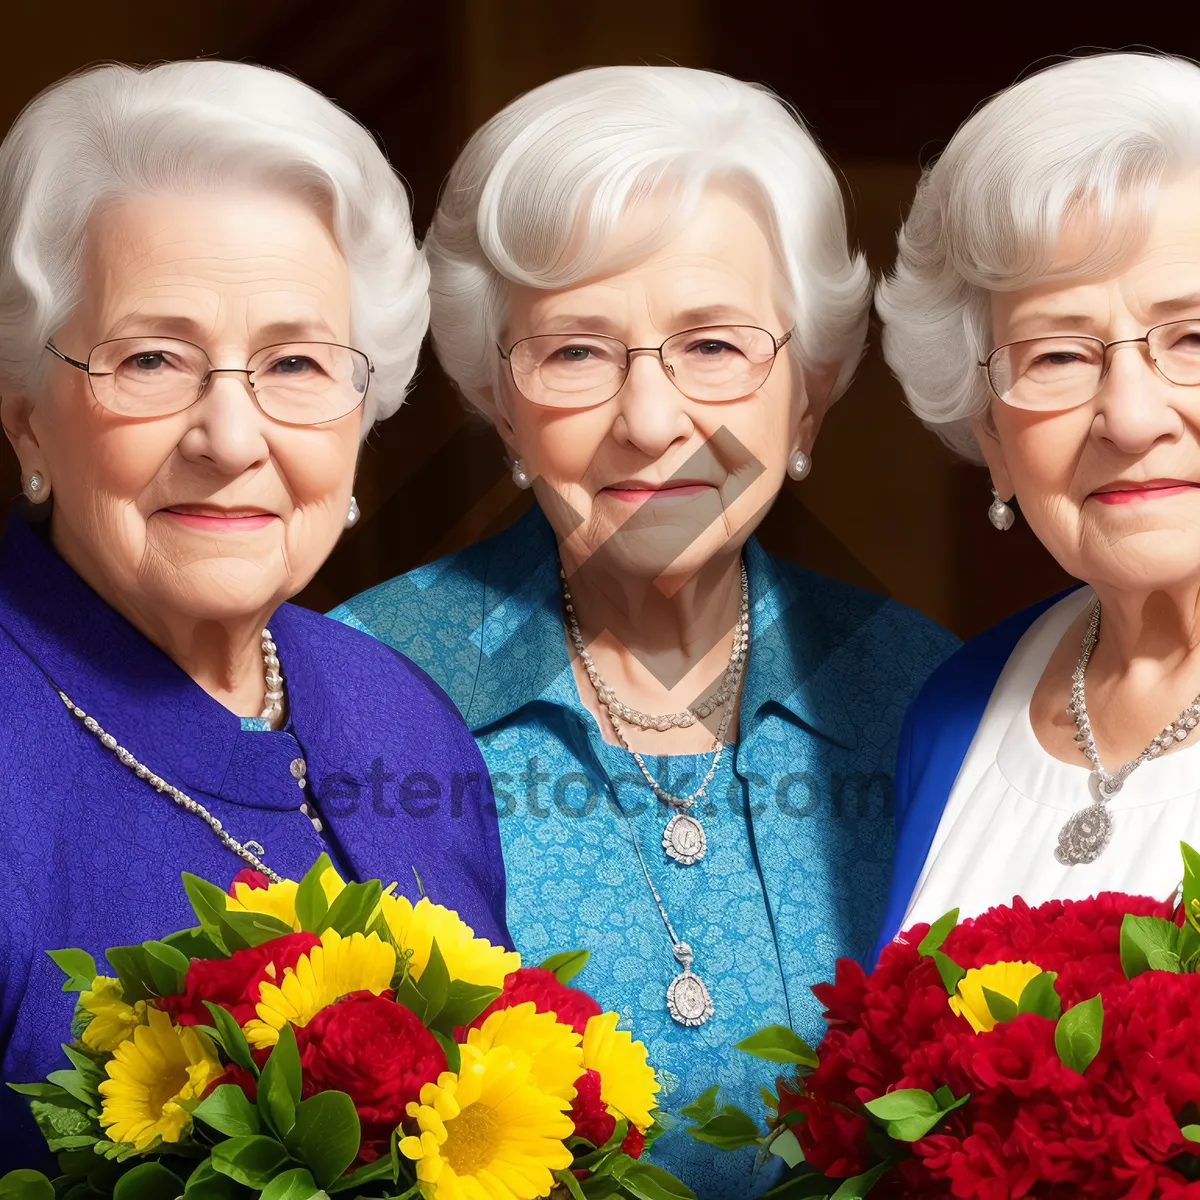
[498,324,793,409]
[980,319,1200,411]
[46,336,373,425]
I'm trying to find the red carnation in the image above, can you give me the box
[297,991,446,1158]
[228,868,272,895]
[158,932,320,1027]
[567,1068,645,1159]
[464,967,601,1037]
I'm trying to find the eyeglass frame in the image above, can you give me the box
[496,324,795,408]
[978,319,1200,410]
[44,336,375,426]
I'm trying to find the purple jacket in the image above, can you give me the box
[0,516,509,1172]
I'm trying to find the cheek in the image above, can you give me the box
[1001,411,1091,501]
[515,409,608,488]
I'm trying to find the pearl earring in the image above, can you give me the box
[988,487,1015,531]
[511,458,532,490]
[346,495,360,528]
[786,449,812,482]
[23,472,47,503]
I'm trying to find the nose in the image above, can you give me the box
[610,350,694,457]
[1091,341,1185,455]
[177,371,271,475]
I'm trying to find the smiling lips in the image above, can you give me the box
[1090,478,1200,505]
[603,479,719,503]
[160,505,277,531]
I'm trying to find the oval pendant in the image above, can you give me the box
[1055,801,1113,866]
[663,813,706,865]
[667,968,714,1027]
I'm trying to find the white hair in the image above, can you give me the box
[0,59,429,430]
[876,51,1200,462]
[425,65,870,416]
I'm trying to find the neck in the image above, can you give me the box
[1091,580,1200,674]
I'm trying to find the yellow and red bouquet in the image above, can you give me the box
[3,856,692,1200]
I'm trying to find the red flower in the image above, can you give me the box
[463,967,601,1037]
[297,991,446,1157]
[158,932,320,1027]
[567,1069,645,1159]
[228,868,272,896]
[204,1061,259,1103]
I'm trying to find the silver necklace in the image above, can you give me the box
[622,809,715,1027]
[1061,598,1200,864]
[562,563,749,866]
[56,628,287,882]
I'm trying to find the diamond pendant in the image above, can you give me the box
[1055,801,1114,865]
[663,812,706,865]
[666,943,714,1026]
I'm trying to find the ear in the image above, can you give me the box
[794,361,840,451]
[473,381,522,461]
[0,392,46,485]
[970,410,1014,498]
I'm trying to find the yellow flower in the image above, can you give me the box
[466,1002,584,1102]
[581,1012,659,1132]
[380,893,520,989]
[244,929,395,1048]
[949,961,1044,1034]
[79,976,146,1052]
[98,1007,223,1150]
[226,866,347,931]
[399,1044,573,1199]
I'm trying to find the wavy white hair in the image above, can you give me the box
[425,65,871,416]
[876,51,1200,462]
[0,59,429,431]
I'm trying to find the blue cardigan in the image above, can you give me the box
[872,590,1076,963]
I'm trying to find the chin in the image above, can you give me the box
[149,564,290,623]
[588,526,736,585]
[1077,530,1200,595]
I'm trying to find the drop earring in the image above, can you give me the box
[346,495,360,528]
[511,458,532,490]
[988,487,1015,531]
[786,449,812,481]
[23,472,47,503]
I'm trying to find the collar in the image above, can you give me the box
[464,506,857,750]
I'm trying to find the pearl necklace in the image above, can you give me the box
[56,628,287,882]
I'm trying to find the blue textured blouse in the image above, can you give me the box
[332,507,959,1197]
[0,516,510,1175]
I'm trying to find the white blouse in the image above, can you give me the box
[904,588,1200,931]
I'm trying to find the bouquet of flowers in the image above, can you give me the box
[688,844,1200,1199]
[2,855,692,1200]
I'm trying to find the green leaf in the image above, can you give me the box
[1017,971,1062,1020]
[317,880,382,938]
[142,940,191,998]
[104,945,155,1004]
[917,909,959,956]
[221,911,297,950]
[182,873,233,952]
[1055,994,1104,1075]
[431,1029,461,1075]
[829,1162,891,1200]
[45,950,97,993]
[608,1157,696,1200]
[539,949,589,985]
[769,1127,806,1169]
[45,1070,96,1108]
[325,1154,397,1193]
[26,1094,97,1150]
[392,973,428,1023]
[0,1172,55,1200]
[761,1175,839,1199]
[112,1164,183,1200]
[1120,914,1182,979]
[6,1081,81,1105]
[181,1160,237,1200]
[1182,842,1200,932]
[1177,920,1200,972]
[864,1088,967,1142]
[982,987,1018,1025]
[434,981,502,1031]
[931,950,966,995]
[678,1085,722,1125]
[286,1090,361,1189]
[259,1169,324,1200]
[1182,1124,1200,1143]
[684,1105,761,1149]
[203,1001,259,1077]
[193,1083,262,1138]
[162,927,225,962]
[258,1024,302,1137]
[295,854,334,933]
[417,940,450,1026]
[553,1168,588,1200]
[211,1136,294,1188]
[735,1025,819,1068]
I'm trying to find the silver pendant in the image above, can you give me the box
[667,968,714,1027]
[663,812,706,865]
[1055,801,1114,865]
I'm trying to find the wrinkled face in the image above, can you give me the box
[496,187,830,582]
[980,171,1200,595]
[8,190,361,626]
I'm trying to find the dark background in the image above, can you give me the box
[1,2,1193,638]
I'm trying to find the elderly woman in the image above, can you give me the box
[0,61,508,1171]
[874,51,1200,954]
[333,66,957,1192]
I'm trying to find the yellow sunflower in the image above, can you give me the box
[581,1012,659,1131]
[79,976,147,1052]
[98,1007,223,1149]
[226,865,348,930]
[400,1044,574,1200]
[380,893,520,989]
[466,1002,584,1102]
[950,961,1044,1034]
[243,928,395,1048]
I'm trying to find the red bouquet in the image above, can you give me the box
[688,844,1200,1199]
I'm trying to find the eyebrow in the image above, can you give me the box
[526,305,766,340]
[1148,292,1200,318]
[105,314,339,344]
